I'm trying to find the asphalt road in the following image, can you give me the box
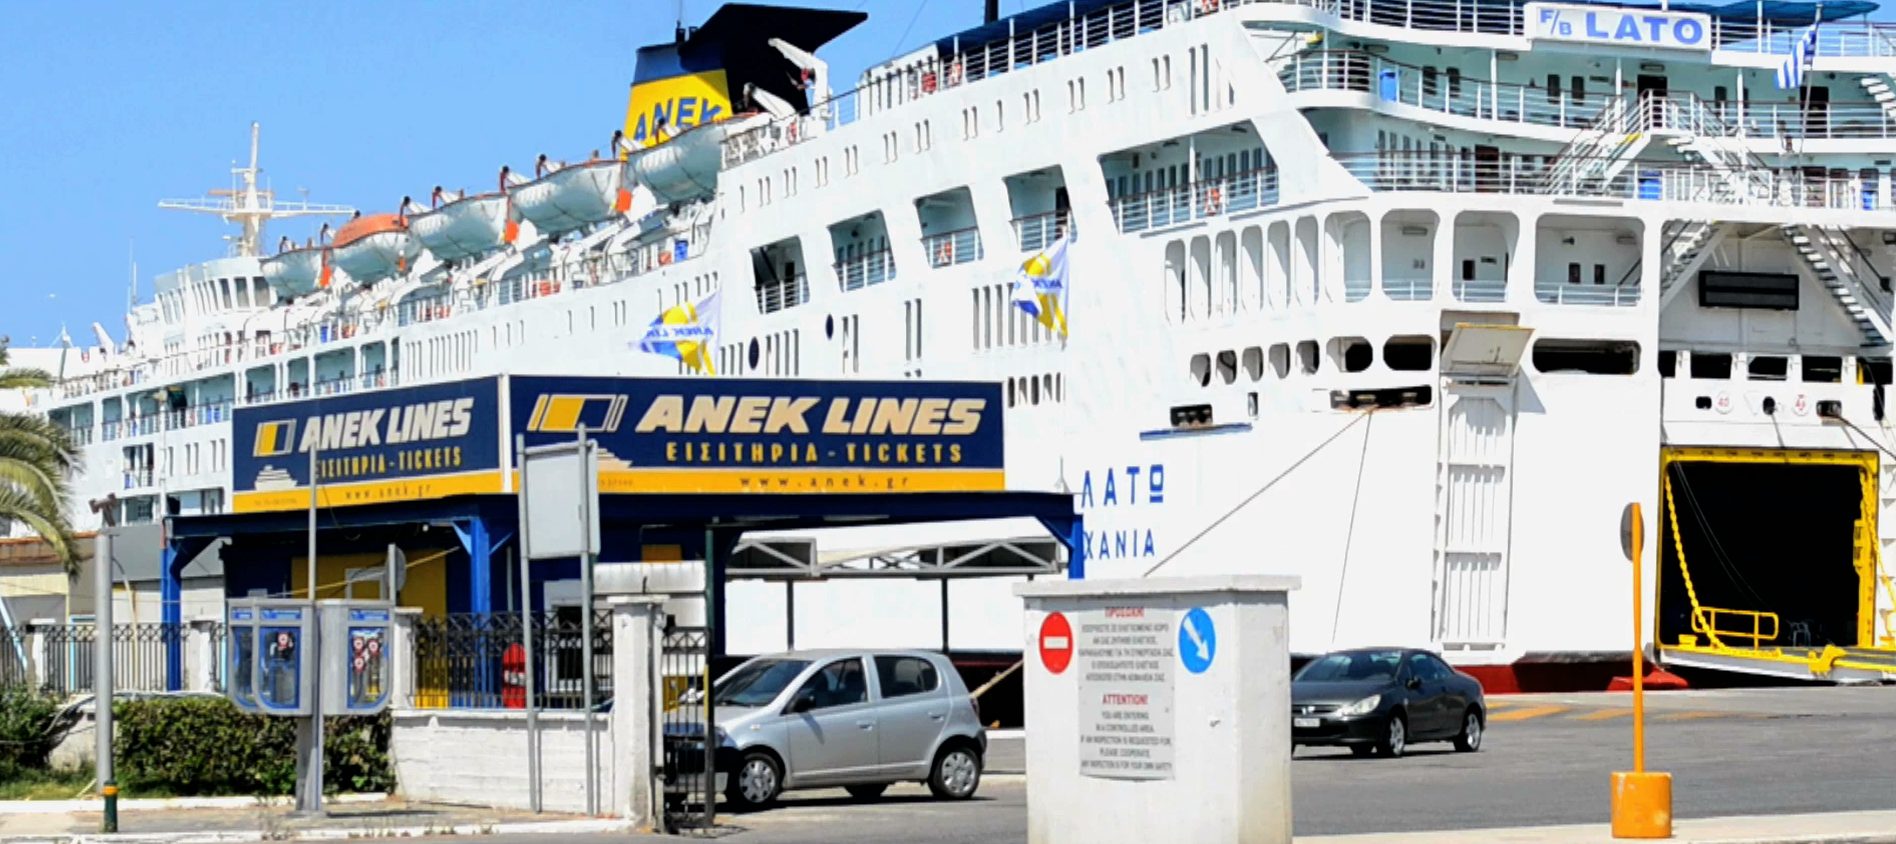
[457,688,1896,843]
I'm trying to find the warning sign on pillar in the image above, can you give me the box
[1039,611,1074,675]
[1076,607,1176,781]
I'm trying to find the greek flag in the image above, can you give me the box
[1011,233,1071,339]
[1776,25,1820,90]
[634,289,720,374]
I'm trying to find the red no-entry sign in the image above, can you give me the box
[1038,611,1073,675]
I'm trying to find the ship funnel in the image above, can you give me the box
[985,0,1000,23]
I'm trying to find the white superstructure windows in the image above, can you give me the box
[962,106,980,139]
[1107,66,1126,102]
[1022,90,1042,123]
[829,213,896,291]
[904,298,923,366]
[993,99,1005,132]
[914,120,933,152]
[1067,78,1086,112]
[845,145,860,176]
[883,131,899,163]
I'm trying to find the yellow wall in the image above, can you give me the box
[290,547,449,619]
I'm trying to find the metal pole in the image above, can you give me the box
[94,530,117,833]
[1630,502,1646,774]
[516,434,541,813]
[298,438,325,815]
[578,427,597,817]
[703,524,717,832]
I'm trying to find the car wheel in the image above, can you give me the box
[1349,745,1374,758]
[727,750,783,811]
[1453,708,1484,753]
[1378,714,1407,758]
[928,744,982,800]
[845,783,888,801]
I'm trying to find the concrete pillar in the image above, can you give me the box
[185,618,219,692]
[1016,576,1300,844]
[389,608,422,709]
[27,619,53,692]
[608,596,666,830]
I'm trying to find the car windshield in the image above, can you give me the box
[1295,651,1403,682]
[713,658,813,707]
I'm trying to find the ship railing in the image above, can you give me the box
[122,470,154,490]
[64,425,95,447]
[1337,150,1885,211]
[923,227,984,269]
[1012,210,1073,254]
[1383,276,1433,301]
[756,273,810,315]
[1536,280,1642,307]
[1674,99,1896,141]
[1450,278,1507,303]
[1240,0,1896,57]
[1111,167,1279,233]
[1274,49,1612,130]
[835,249,898,291]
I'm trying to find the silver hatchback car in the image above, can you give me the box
[705,649,986,810]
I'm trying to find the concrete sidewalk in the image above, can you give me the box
[1302,810,1896,844]
[0,797,632,843]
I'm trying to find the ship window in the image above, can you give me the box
[1571,76,1585,100]
[1446,68,1462,98]
[1296,340,1319,375]
[1568,263,1582,284]
[1383,336,1434,371]
[1242,346,1264,381]
[1658,350,1677,377]
[1748,355,1788,381]
[1546,74,1561,102]
[1690,352,1733,379]
[1858,357,1891,385]
[1462,259,1476,281]
[1594,264,1607,285]
[1803,355,1843,383]
[1423,66,1438,96]
[1533,339,1639,375]
[1328,337,1373,373]
[1216,350,1238,384]
[1269,343,1290,379]
[1190,353,1212,387]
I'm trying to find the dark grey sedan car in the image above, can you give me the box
[1290,648,1485,758]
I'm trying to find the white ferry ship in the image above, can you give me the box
[20,0,1896,689]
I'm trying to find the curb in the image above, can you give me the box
[0,817,634,844]
[0,796,388,817]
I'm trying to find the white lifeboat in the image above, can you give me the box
[626,114,769,204]
[327,213,419,284]
[507,150,630,239]
[407,187,512,263]
[261,244,327,300]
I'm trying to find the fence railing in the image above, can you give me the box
[756,273,810,314]
[1111,168,1280,233]
[1012,210,1072,254]
[923,227,984,268]
[408,610,613,711]
[0,627,27,688]
[31,623,173,697]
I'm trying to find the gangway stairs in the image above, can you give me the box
[1781,224,1893,348]
[1863,74,1896,122]
[1538,96,1650,195]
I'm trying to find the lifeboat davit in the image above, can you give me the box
[507,157,629,240]
[327,213,419,284]
[408,189,511,263]
[261,245,326,300]
[626,115,768,204]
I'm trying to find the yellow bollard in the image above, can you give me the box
[1612,502,1673,839]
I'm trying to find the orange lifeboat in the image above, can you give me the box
[328,213,420,284]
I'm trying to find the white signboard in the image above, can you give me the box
[1076,607,1176,780]
[1524,3,1712,51]
[520,440,601,560]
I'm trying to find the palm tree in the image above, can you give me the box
[0,342,77,573]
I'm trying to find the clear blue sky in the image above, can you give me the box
[0,0,1009,348]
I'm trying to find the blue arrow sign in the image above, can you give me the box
[1179,607,1216,674]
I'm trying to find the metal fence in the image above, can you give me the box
[660,626,715,834]
[34,623,173,696]
[409,610,612,710]
[0,626,28,687]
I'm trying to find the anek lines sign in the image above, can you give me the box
[1524,3,1712,50]
[232,378,504,513]
[509,375,1006,494]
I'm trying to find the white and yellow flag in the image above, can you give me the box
[634,289,720,374]
[1010,233,1071,339]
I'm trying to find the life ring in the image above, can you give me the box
[935,239,955,266]
[1198,0,1220,14]
[946,60,964,86]
[786,119,800,144]
[1205,186,1225,215]
[922,71,938,94]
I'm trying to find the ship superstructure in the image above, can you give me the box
[24,0,1896,683]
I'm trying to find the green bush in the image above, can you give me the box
[115,697,392,796]
[0,686,75,780]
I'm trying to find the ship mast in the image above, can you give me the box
[157,122,354,258]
